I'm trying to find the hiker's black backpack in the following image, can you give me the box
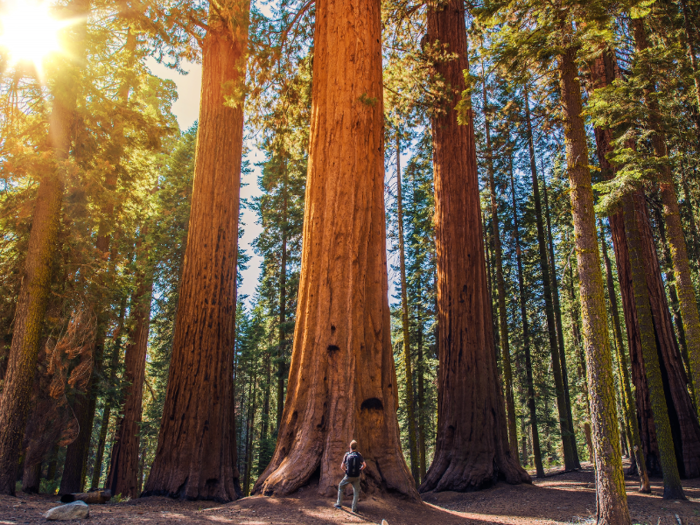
[346,452,361,477]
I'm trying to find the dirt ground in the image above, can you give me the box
[1,463,700,525]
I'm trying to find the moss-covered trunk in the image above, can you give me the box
[559,45,630,524]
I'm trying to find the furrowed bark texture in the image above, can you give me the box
[142,6,248,501]
[633,17,700,423]
[559,47,630,524]
[253,0,418,499]
[623,193,685,499]
[0,0,89,495]
[107,276,153,498]
[589,49,700,479]
[420,0,529,492]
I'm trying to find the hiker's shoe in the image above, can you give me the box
[334,504,342,509]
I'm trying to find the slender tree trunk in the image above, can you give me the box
[558,44,630,523]
[90,300,127,490]
[623,191,686,499]
[483,67,519,461]
[678,0,700,112]
[600,221,651,493]
[416,304,427,480]
[142,2,249,501]
[243,372,258,497]
[396,132,419,484]
[510,165,545,479]
[633,18,700,422]
[276,161,288,432]
[253,0,417,498]
[107,252,154,499]
[419,0,529,492]
[653,205,694,402]
[0,0,89,495]
[523,86,578,470]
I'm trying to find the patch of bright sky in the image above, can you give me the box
[146,58,264,306]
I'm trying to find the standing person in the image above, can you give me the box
[335,440,366,513]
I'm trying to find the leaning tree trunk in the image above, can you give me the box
[419,0,529,493]
[524,86,578,470]
[142,2,248,502]
[252,0,418,499]
[107,265,153,498]
[0,0,89,496]
[558,45,630,524]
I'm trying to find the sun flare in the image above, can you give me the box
[0,1,68,72]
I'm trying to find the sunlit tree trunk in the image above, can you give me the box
[253,0,417,498]
[419,0,529,492]
[558,45,630,523]
[0,0,89,495]
[142,2,249,501]
[633,17,700,421]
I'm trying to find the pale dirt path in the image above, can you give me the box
[1,463,700,524]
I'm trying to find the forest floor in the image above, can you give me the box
[1,462,700,525]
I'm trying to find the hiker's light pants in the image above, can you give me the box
[336,475,361,511]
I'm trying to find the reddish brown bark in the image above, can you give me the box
[107,274,153,498]
[253,0,417,499]
[419,0,529,492]
[0,0,89,495]
[142,3,248,502]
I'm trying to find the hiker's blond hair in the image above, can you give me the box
[350,440,358,450]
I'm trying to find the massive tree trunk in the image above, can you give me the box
[107,269,153,498]
[252,0,417,499]
[419,0,529,493]
[142,2,248,502]
[558,45,630,524]
[623,192,685,499]
[396,133,419,483]
[523,86,578,470]
[589,47,700,479]
[482,67,518,461]
[510,164,545,479]
[0,0,89,496]
[633,18,700,421]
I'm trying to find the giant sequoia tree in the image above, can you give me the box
[418,0,529,492]
[142,0,249,502]
[253,0,418,498]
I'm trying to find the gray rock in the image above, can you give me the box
[44,500,89,521]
